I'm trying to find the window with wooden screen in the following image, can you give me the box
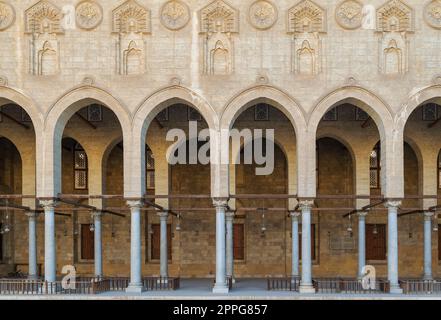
[299,224,317,261]
[80,224,94,260]
[370,143,381,189]
[366,224,386,261]
[150,224,172,260]
[422,103,439,121]
[233,224,245,260]
[146,147,155,191]
[74,143,88,190]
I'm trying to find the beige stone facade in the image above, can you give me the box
[0,0,441,282]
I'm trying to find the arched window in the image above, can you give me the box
[74,143,88,190]
[370,143,380,189]
[146,147,155,190]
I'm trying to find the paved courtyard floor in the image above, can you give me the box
[1,278,440,300]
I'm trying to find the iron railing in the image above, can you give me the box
[400,279,441,295]
[313,278,389,294]
[143,277,180,291]
[267,277,301,291]
[0,276,180,294]
[0,278,110,295]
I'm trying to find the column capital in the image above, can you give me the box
[213,197,229,208]
[424,211,435,220]
[127,199,144,209]
[357,211,368,218]
[39,199,57,210]
[25,211,40,219]
[157,211,169,219]
[225,210,235,219]
[289,211,301,219]
[385,200,401,209]
[298,199,314,210]
[91,211,103,219]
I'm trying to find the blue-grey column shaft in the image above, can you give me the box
[126,200,144,293]
[27,212,38,279]
[423,212,433,280]
[387,201,402,293]
[290,211,300,277]
[158,211,169,278]
[225,211,235,279]
[213,198,229,293]
[358,212,367,278]
[299,200,315,293]
[93,212,103,278]
[42,200,56,283]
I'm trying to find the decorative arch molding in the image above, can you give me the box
[0,85,43,132]
[308,86,394,138]
[220,85,307,197]
[129,85,218,198]
[133,85,218,133]
[396,85,441,133]
[44,85,131,131]
[308,86,401,198]
[38,85,131,197]
[220,85,307,135]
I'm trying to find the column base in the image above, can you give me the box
[212,283,229,294]
[126,283,145,293]
[423,275,433,281]
[389,285,403,294]
[299,284,316,294]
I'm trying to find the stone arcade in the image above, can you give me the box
[0,0,441,296]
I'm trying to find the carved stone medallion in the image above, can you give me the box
[249,0,278,30]
[424,0,441,29]
[76,1,103,30]
[160,0,190,31]
[335,0,363,30]
[0,1,15,31]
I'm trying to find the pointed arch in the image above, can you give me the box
[38,85,130,197]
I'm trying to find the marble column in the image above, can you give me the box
[126,200,144,293]
[423,212,434,280]
[225,210,235,282]
[299,200,315,294]
[213,198,229,293]
[386,201,403,294]
[41,200,57,283]
[26,211,39,279]
[92,211,103,279]
[289,211,300,278]
[158,211,169,279]
[357,212,367,279]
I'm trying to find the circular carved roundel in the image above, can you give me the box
[0,1,15,31]
[249,0,278,30]
[335,0,363,30]
[160,0,190,31]
[424,0,441,29]
[76,1,103,30]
